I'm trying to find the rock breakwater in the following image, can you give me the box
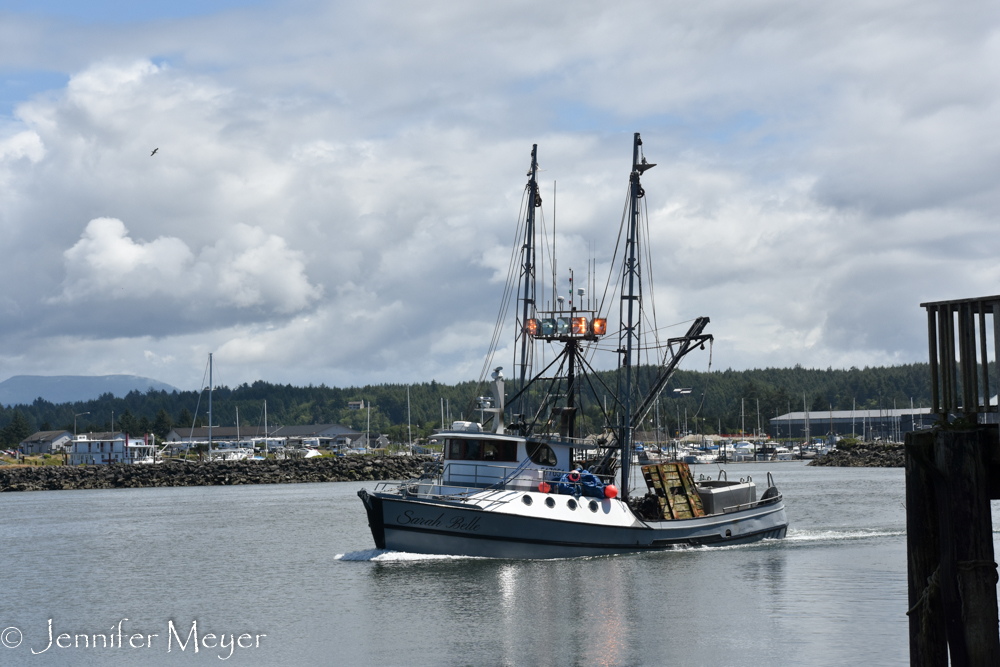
[808,445,903,467]
[0,456,436,492]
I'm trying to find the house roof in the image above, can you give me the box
[168,427,245,439]
[772,408,934,421]
[271,424,359,437]
[21,430,72,443]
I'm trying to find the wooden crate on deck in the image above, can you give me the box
[641,462,705,520]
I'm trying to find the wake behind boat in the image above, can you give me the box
[359,135,788,558]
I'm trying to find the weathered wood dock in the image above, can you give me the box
[906,296,1000,666]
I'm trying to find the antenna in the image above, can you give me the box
[552,180,557,313]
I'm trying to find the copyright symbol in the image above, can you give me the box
[1,626,22,648]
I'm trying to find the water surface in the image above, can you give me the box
[0,462,990,665]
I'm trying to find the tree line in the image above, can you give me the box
[0,363,938,446]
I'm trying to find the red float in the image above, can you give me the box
[538,481,551,493]
[604,484,618,499]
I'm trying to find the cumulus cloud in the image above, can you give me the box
[53,217,322,314]
[0,1,997,388]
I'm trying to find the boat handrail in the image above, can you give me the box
[439,461,616,488]
[377,461,616,499]
[721,492,783,514]
[372,480,521,504]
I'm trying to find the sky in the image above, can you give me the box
[0,0,998,391]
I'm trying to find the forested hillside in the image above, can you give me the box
[0,363,937,445]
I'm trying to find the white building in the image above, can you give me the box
[69,432,155,465]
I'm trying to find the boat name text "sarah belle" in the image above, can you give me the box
[396,510,482,532]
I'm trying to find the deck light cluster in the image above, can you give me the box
[524,313,607,339]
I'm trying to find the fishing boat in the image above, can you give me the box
[358,135,788,558]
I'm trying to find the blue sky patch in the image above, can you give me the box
[0,70,69,117]
[0,0,266,25]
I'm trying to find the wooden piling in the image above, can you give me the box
[906,426,1000,667]
[935,428,1000,666]
[905,430,946,667]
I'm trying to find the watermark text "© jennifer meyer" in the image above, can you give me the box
[1,619,265,660]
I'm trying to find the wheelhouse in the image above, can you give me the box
[439,431,575,490]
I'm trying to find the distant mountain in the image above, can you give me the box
[0,375,180,407]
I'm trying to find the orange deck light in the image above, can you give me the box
[525,319,539,336]
[572,317,587,335]
[592,318,607,336]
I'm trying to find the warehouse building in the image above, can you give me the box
[769,407,935,440]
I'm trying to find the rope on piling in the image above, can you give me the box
[957,559,1000,584]
[906,566,940,618]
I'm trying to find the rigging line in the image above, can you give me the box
[189,357,210,439]
[576,352,626,417]
[469,188,530,413]
[528,355,568,428]
[585,184,630,369]
[586,225,628,367]
[499,348,568,415]
[596,187,631,319]
[476,186,529,380]
[526,352,570,435]
[255,402,265,438]
[641,191,661,351]
[691,339,714,420]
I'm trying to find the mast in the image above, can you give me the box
[618,132,650,502]
[517,145,539,416]
[208,352,213,459]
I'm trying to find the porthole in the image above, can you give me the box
[544,497,556,508]
[567,499,578,511]
[522,495,533,506]
[589,500,599,513]
[725,529,732,537]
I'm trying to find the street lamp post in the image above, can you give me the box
[74,412,90,437]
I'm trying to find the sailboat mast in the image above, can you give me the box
[619,132,645,502]
[208,352,213,458]
[517,145,539,417]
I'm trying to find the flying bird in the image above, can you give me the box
[150,148,158,156]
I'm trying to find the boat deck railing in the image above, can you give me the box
[374,462,616,502]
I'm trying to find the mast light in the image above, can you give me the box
[592,318,607,336]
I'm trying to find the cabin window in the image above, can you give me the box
[446,439,517,462]
[482,442,517,462]
[464,440,481,460]
[526,442,558,467]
